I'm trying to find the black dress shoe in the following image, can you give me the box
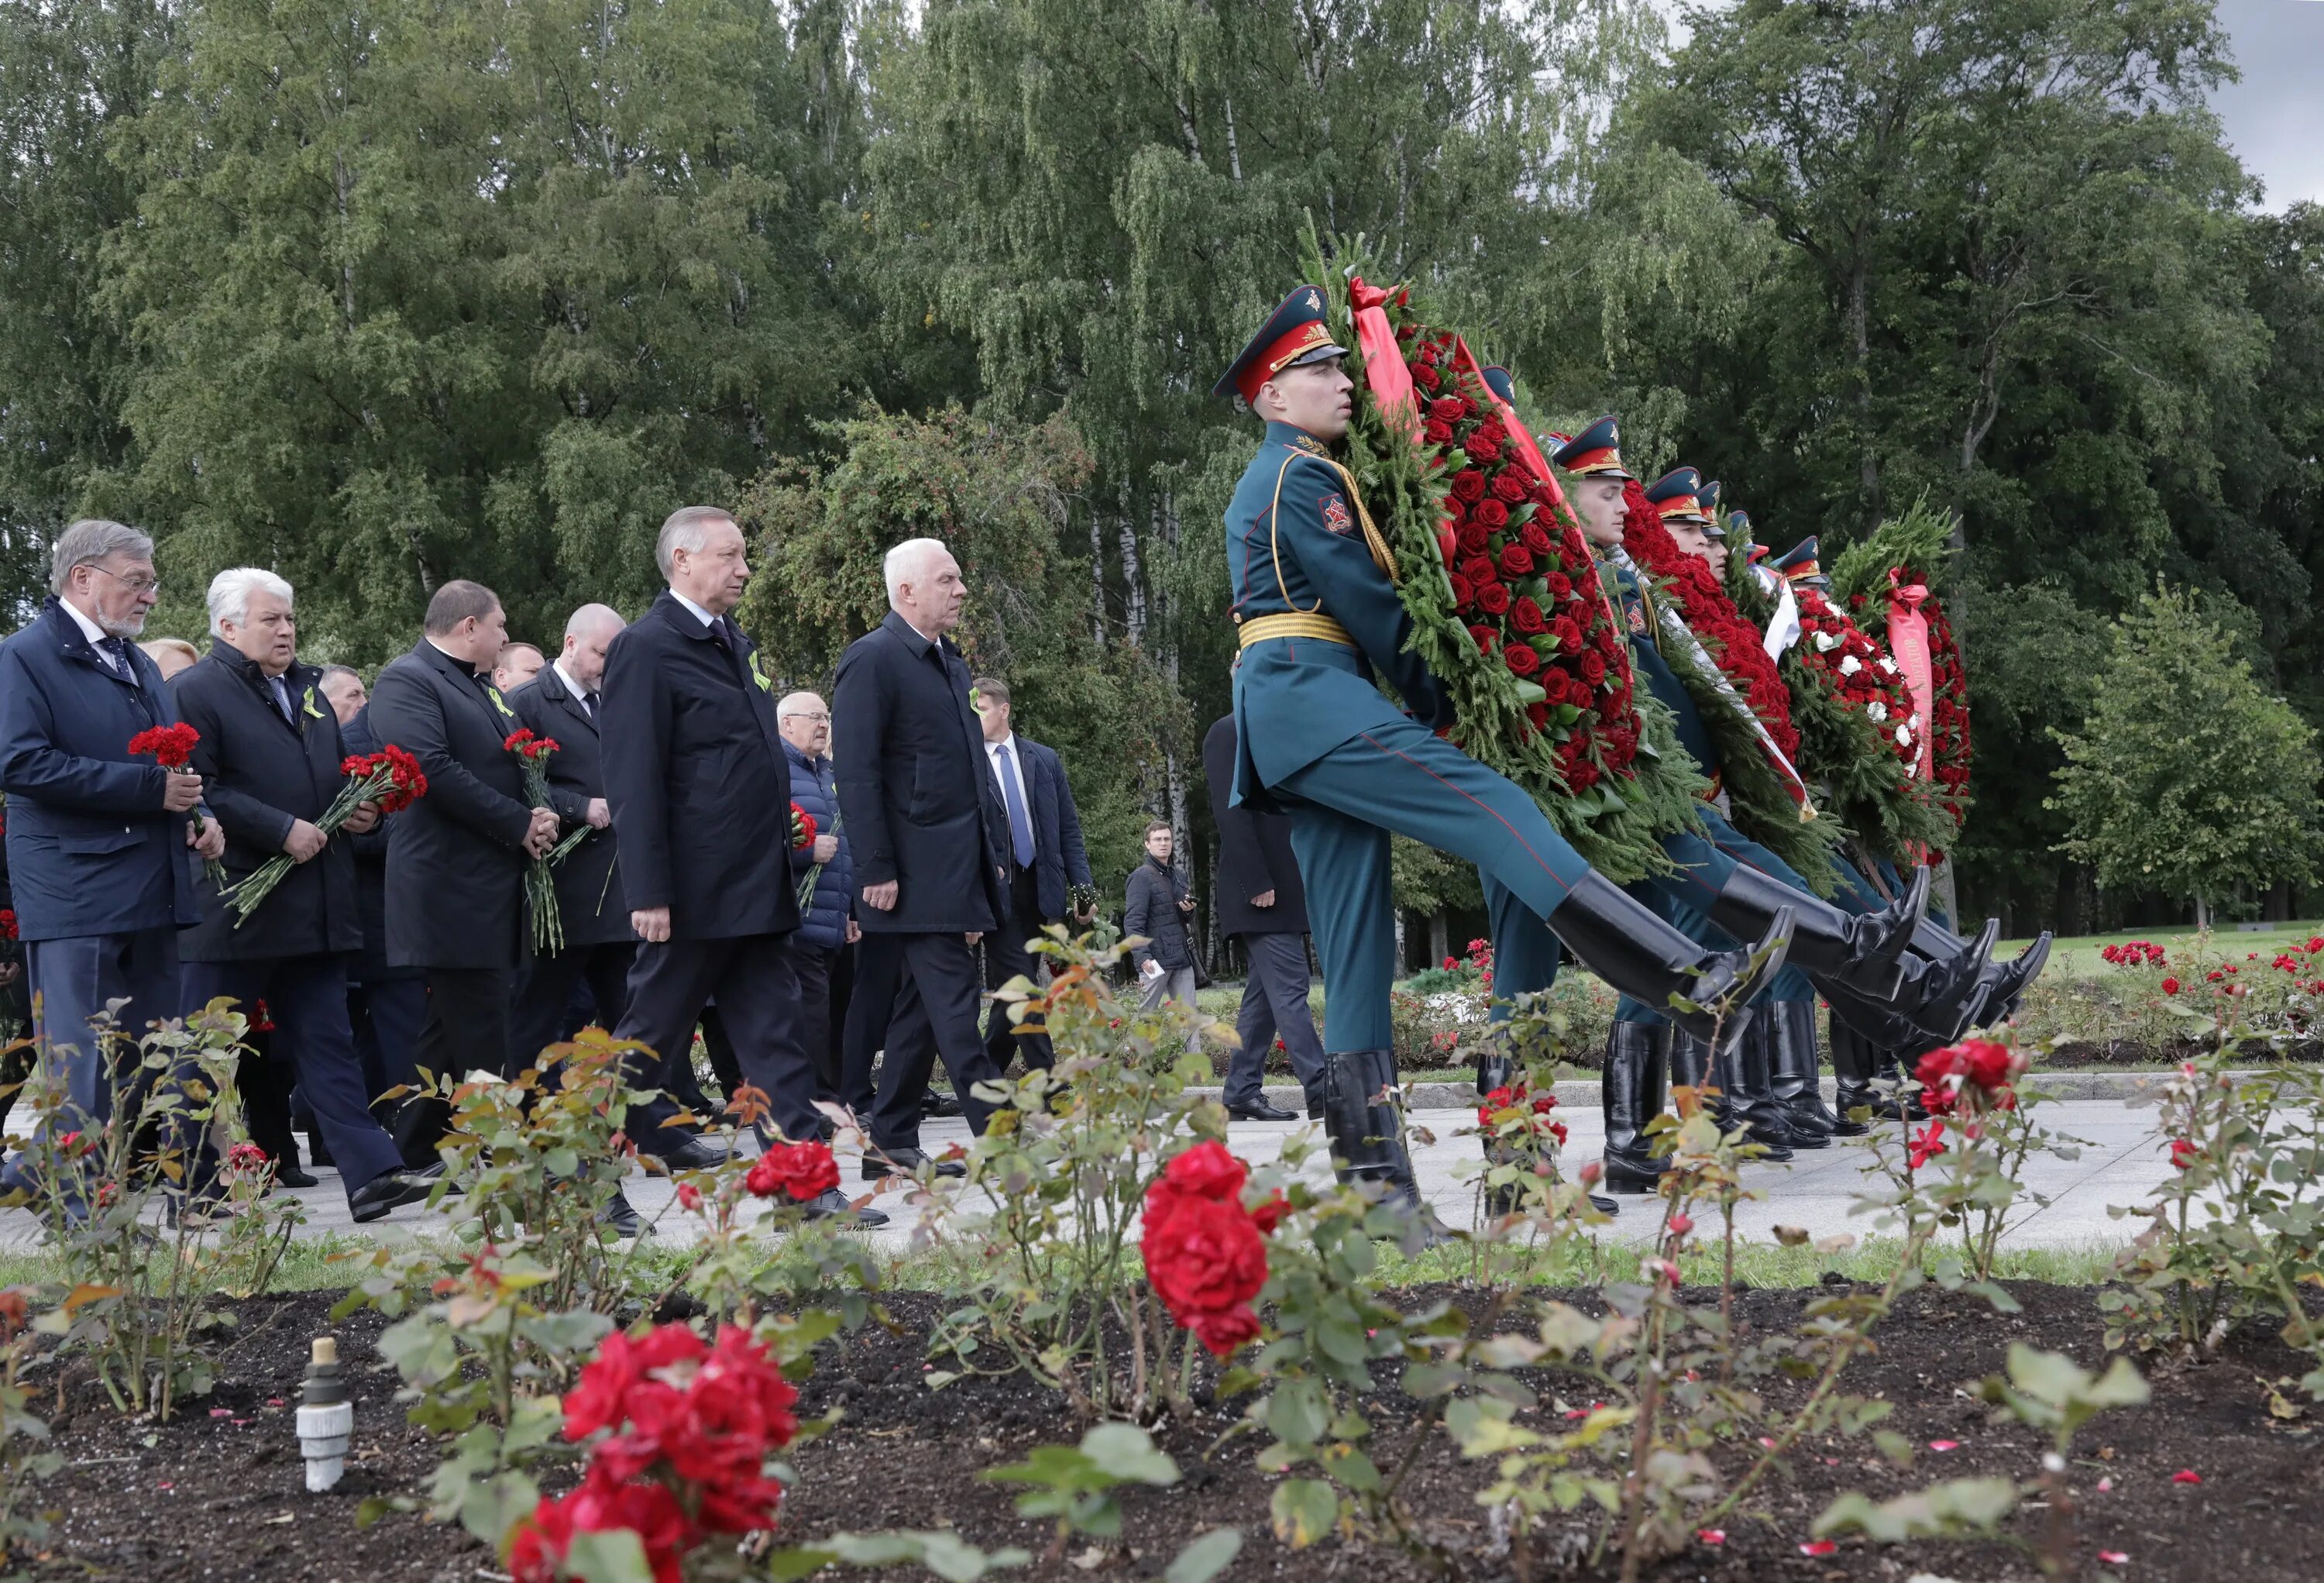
[652,1136,730,1171]
[1226,1097,1298,1122]
[861,1147,965,1181]
[921,1089,963,1118]
[1588,1192,1620,1216]
[274,1162,320,1189]
[803,1188,892,1227]
[348,1166,442,1224]
[596,1191,650,1239]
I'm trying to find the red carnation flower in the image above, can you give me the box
[128,722,201,769]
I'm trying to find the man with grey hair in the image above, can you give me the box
[170,567,439,1220]
[603,507,883,1223]
[0,520,225,1210]
[834,536,1012,1177]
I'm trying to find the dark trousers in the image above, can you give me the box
[616,933,820,1152]
[792,941,841,1103]
[240,1032,299,1165]
[22,925,181,1141]
[1228,931,1326,1103]
[507,940,635,1074]
[349,970,426,1116]
[180,955,404,1198]
[853,930,1007,1153]
[982,868,1054,1072]
[394,965,510,1165]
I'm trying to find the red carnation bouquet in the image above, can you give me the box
[504,729,575,954]
[1311,230,1706,881]
[508,1322,797,1583]
[789,803,815,851]
[1141,1141,1286,1357]
[129,721,229,889]
[1616,481,1841,888]
[0,909,16,942]
[222,744,428,926]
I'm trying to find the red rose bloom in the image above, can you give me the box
[1551,616,1583,652]
[1465,431,1502,463]
[1427,396,1470,425]
[1448,573,1474,607]
[1497,544,1535,578]
[1491,472,1530,503]
[744,1139,840,1201]
[1422,418,1454,446]
[1473,497,1511,530]
[1411,363,1442,391]
[1449,469,1487,503]
[1580,652,1607,684]
[1545,571,1573,599]
[1476,581,1511,616]
[1459,556,1497,589]
[1520,521,1554,556]
[1504,643,1541,677]
[1456,521,1489,556]
[1468,625,1499,654]
[1509,597,1547,635]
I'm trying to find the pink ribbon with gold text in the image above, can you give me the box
[1886,572,1935,779]
[1349,277,1417,442]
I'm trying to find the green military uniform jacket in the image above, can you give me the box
[1226,422,1454,811]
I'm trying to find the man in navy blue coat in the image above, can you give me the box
[969,675,1092,1074]
[0,519,225,1191]
[834,538,1014,1179]
[602,508,882,1225]
[170,568,437,1222]
[778,690,852,1110]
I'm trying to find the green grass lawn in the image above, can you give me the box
[1997,919,2323,977]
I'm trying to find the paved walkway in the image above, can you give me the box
[0,1091,2178,1256]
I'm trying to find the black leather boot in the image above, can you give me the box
[1707,1013,1794,1158]
[1547,873,1794,1039]
[1319,1049,1446,1244]
[1769,1000,1857,1138]
[1829,1019,1910,1122]
[1708,863,1925,1000]
[1738,1012,1820,1148]
[1600,1022,1669,1194]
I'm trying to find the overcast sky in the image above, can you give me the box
[2212,0,2324,210]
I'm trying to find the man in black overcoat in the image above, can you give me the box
[170,568,438,1220]
[1203,713,1324,1120]
[834,538,1013,1179]
[601,508,882,1224]
[367,580,559,1161]
[507,604,634,1070]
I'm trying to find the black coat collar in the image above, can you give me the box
[529,658,600,736]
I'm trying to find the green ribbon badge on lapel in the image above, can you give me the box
[301,685,325,721]
[748,651,772,693]
[486,685,517,718]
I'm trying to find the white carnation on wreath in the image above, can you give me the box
[1878,656,1898,674]
[1838,655,1862,676]
[1866,700,1889,723]
[1896,724,1913,747]
[1813,631,1842,652]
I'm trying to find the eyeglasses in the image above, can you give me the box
[84,563,160,596]
[780,711,830,723]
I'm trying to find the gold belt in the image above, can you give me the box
[1236,612,1354,649]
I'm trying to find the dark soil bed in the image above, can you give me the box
[21,1282,2321,1581]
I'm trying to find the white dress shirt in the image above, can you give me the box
[986,732,1035,859]
[553,657,593,715]
[61,598,122,671]
[671,590,718,628]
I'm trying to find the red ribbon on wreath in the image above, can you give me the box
[1349,277,1417,440]
[1886,570,1936,779]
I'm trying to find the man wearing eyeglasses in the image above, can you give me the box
[776,691,853,1115]
[0,519,226,1208]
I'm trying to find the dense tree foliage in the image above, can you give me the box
[0,0,2314,937]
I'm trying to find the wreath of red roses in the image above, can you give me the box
[1618,482,1800,761]
[1399,325,1640,789]
[1849,572,1972,828]
[1796,587,1918,769]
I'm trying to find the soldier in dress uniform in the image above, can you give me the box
[1217,291,1803,1234]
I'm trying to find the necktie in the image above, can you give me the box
[583,690,600,718]
[101,636,134,677]
[996,742,1034,868]
[268,674,295,724]
[710,618,751,690]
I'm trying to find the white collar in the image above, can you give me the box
[60,598,113,649]
[553,657,592,700]
[671,590,719,628]
[987,732,1019,758]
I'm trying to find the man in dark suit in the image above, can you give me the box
[834,538,1014,1179]
[507,604,634,1070]
[1203,714,1322,1120]
[969,676,1092,1073]
[603,507,883,1224]
[170,569,438,1221]
[336,699,425,1128]
[0,519,224,1201]
[367,580,559,1161]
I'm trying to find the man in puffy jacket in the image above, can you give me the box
[779,692,853,1111]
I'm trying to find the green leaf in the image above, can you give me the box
[560,1527,656,1583]
[1078,1422,1178,1486]
[1813,1477,2020,1542]
[1267,1379,1329,1448]
[1164,1528,1243,1583]
[1270,1478,1339,1548]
